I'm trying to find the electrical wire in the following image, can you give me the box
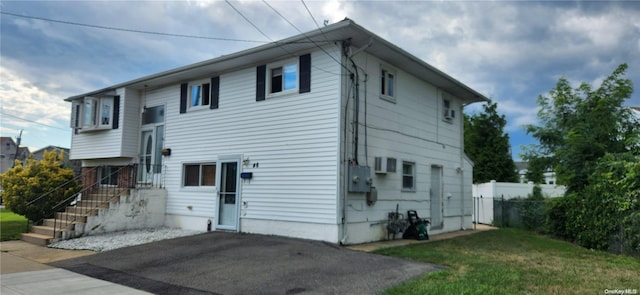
[224,1,273,42]
[1,112,69,132]
[1,11,269,43]
[261,0,345,71]
[300,0,321,29]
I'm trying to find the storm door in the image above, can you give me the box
[430,165,444,229]
[138,105,164,186]
[216,159,240,230]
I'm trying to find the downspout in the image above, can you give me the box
[340,39,351,245]
[460,104,466,230]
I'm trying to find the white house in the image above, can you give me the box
[65,19,488,245]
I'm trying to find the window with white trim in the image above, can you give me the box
[189,80,210,109]
[380,66,396,102]
[183,163,216,187]
[269,60,298,95]
[402,161,416,191]
[71,95,119,131]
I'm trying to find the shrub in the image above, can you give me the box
[0,150,80,223]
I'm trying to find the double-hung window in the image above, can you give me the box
[270,61,298,95]
[402,161,416,191]
[190,80,210,109]
[255,54,311,101]
[71,95,119,131]
[183,163,216,187]
[180,77,220,113]
[380,66,396,102]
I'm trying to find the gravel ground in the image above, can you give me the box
[48,228,204,252]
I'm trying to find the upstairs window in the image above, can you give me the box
[71,95,119,131]
[180,77,220,113]
[380,66,396,102]
[256,54,310,101]
[442,94,455,121]
[270,62,297,94]
[190,80,210,108]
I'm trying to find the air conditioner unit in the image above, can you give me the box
[374,157,387,174]
[444,109,455,120]
[375,157,397,174]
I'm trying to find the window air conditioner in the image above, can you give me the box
[375,157,397,174]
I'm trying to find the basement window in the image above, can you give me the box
[184,163,216,187]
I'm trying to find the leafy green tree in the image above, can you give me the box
[524,157,547,184]
[464,99,517,183]
[563,153,640,254]
[0,150,80,223]
[524,63,638,193]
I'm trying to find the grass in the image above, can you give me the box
[0,208,28,241]
[377,228,640,295]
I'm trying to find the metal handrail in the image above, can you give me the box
[26,167,95,206]
[51,165,137,239]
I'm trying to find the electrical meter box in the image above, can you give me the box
[348,165,371,193]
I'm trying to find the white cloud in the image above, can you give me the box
[0,64,69,127]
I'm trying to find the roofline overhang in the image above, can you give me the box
[65,18,489,105]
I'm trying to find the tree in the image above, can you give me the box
[0,150,80,222]
[464,99,517,183]
[524,63,638,193]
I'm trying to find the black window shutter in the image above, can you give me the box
[180,83,188,113]
[210,76,220,109]
[299,54,311,93]
[256,65,266,101]
[112,96,120,129]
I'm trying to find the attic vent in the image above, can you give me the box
[375,157,397,174]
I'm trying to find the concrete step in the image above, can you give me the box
[82,189,129,201]
[42,218,77,231]
[21,233,52,246]
[55,212,88,223]
[31,225,60,237]
[66,206,102,214]
[74,200,110,209]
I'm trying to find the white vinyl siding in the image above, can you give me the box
[70,88,138,160]
[161,51,340,224]
[342,52,469,242]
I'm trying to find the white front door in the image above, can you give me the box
[216,159,240,230]
[138,125,164,185]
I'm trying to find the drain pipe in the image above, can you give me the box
[459,104,466,230]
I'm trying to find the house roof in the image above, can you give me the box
[66,18,489,105]
[32,145,70,155]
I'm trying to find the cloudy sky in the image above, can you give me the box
[1,0,639,160]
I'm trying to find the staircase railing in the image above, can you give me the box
[25,167,97,232]
[50,165,137,239]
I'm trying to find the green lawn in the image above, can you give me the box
[0,208,28,241]
[377,228,640,295]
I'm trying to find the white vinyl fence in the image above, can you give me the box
[472,180,566,225]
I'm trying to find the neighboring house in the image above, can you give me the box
[31,146,82,176]
[514,161,557,185]
[65,19,488,245]
[0,137,29,174]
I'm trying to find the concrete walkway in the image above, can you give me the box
[1,241,150,294]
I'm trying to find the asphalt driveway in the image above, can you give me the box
[51,232,444,294]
